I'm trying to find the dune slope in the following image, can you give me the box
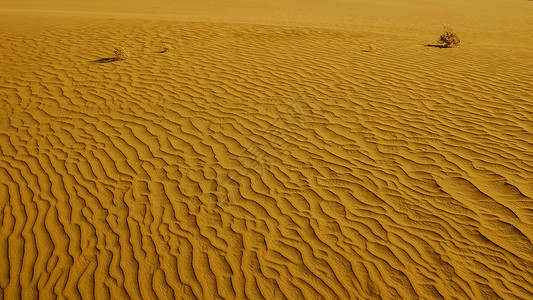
[1,5,533,300]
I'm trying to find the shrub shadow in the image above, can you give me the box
[425,44,451,48]
[91,57,121,63]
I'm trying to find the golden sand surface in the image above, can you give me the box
[1,1,532,299]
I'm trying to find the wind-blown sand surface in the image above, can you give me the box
[1,0,533,299]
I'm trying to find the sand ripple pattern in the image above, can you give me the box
[1,18,533,299]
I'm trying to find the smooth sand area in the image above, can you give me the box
[1,0,532,299]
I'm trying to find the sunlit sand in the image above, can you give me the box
[1,1,532,298]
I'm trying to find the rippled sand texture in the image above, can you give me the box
[1,9,533,300]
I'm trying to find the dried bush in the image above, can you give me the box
[155,44,173,53]
[438,26,460,48]
[162,44,173,53]
[113,46,131,60]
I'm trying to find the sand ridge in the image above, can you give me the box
[1,1,533,299]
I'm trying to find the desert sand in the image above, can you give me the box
[1,0,532,299]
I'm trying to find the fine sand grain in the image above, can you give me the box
[1,1,532,299]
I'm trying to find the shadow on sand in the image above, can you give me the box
[91,57,121,63]
[425,44,451,48]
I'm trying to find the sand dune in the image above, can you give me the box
[1,1,533,299]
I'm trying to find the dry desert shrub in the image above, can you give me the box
[113,46,131,60]
[162,44,173,52]
[156,44,173,53]
[438,26,460,48]
[362,45,376,53]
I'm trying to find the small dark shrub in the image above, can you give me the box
[438,26,460,48]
